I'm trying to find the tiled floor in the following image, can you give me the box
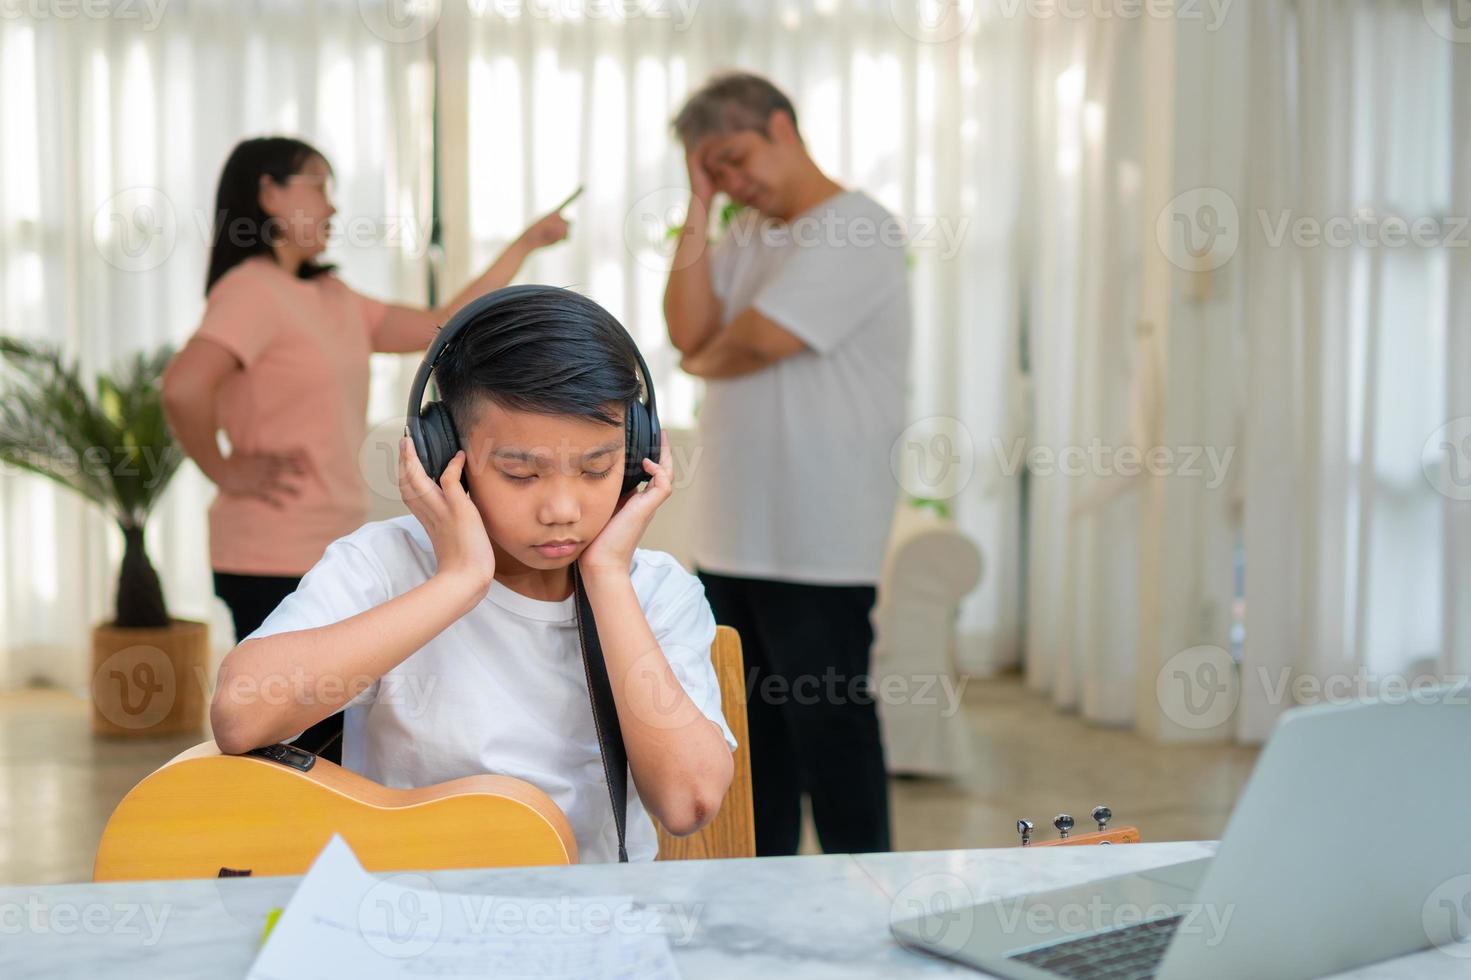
[0,674,1258,885]
[878,677,1259,853]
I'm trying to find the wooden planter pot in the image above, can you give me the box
[91,619,208,737]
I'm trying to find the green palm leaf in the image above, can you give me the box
[0,339,120,517]
[0,336,181,627]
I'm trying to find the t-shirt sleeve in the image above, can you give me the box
[709,232,736,302]
[367,303,441,354]
[641,562,738,752]
[247,536,392,642]
[344,280,397,351]
[750,213,906,354]
[243,536,391,734]
[195,265,279,367]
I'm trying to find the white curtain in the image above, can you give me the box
[1449,10,1471,680]
[434,0,1029,675]
[1019,0,1466,739]
[1,1,1029,689]
[0,0,433,689]
[1240,0,1467,741]
[1021,15,1148,723]
[5,1,1460,744]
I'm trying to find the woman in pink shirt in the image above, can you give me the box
[163,137,567,755]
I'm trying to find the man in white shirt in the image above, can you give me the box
[664,72,911,856]
[209,286,736,862]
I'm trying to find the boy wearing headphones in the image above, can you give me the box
[209,286,736,863]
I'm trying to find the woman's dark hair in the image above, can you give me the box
[204,136,336,295]
[434,286,643,438]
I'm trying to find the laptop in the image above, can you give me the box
[891,693,1471,979]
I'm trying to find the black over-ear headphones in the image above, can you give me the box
[406,284,661,497]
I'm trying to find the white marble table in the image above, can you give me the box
[1,842,1461,978]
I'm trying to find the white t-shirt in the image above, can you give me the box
[696,190,912,585]
[247,515,737,864]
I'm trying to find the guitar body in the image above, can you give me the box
[94,742,578,882]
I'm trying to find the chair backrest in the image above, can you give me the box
[655,625,755,860]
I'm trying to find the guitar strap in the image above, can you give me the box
[570,562,630,863]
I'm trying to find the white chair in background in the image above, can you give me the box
[872,509,982,779]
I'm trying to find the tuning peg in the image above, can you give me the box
[1017,819,1035,846]
[1054,813,1074,840]
[1092,805,1112,832]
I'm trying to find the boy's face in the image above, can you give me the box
[459,400,627,576]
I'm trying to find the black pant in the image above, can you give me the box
[697,569,891,856]
[213,571,343,764]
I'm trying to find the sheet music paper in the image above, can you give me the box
[246,835,681,980]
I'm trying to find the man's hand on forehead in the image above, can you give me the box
[684,137,720,204]
[694,134,734,170]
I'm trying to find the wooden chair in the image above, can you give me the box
[655,625,756,860]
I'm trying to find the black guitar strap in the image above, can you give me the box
[570,562,629,863]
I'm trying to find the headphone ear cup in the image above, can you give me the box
[418,402,461,483]
[623,399,653,495]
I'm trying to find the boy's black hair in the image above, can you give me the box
[433,286,643,438]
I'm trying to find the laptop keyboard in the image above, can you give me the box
[1008,914,1183,980]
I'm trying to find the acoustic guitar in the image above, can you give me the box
[93,741,578,882]
[1016,805,1142,847]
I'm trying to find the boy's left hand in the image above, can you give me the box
[579,429,673,578]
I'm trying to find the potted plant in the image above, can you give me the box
[0,337,206,736]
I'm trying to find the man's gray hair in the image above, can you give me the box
[671,71,800,146]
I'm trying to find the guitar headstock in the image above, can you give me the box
[1016,805,1141,847]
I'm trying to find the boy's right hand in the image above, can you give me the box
[399,437,495,597]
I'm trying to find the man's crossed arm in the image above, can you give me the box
[678,307,807,379]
